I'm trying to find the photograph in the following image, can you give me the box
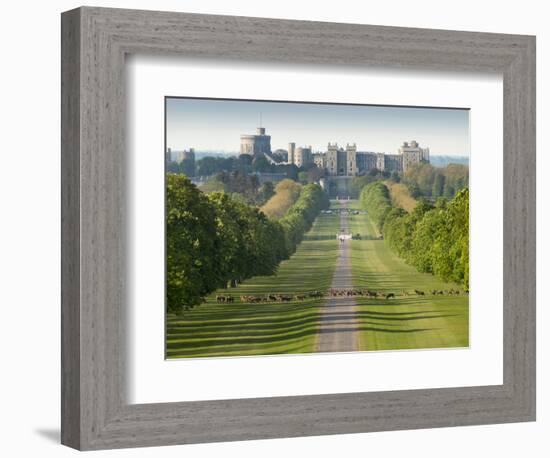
[165,97,470,359]
[1,0,540,454]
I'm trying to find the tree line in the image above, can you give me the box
[194,154,300,180]
[360,181,469,289]
[278,183,330,255]
[200,170,275,206]
[403,162,468,200]
[167,174,329,313]
[260,179,302,219]
[167,157,195,177]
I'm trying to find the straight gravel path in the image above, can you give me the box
[317,200,359,353]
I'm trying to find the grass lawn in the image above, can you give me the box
[347,200,469,351]
[166,210,341,359]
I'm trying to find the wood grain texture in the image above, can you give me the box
[60,7,81,449]
[61,6,536,450]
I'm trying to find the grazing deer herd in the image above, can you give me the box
[216,288,467,304]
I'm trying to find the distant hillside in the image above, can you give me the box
[430,155,469,168]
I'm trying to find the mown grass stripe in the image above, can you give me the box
[347,201,469,351]
[166,211,341,358]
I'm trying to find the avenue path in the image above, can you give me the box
[317,200,359,353]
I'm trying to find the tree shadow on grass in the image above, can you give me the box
[168,308,320,329]
[167,324,320,350]
[167,321,438,354]
[167,316,420,341]
[167,307,457,349]
[168,342,324,358]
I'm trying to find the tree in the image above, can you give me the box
[279,183,329,255]
[443,182,455,199]
[432,173,445,197]
[166,175,330,314]
[361,179,469,289]
[252,154,272,173]
[391,171,401,183]
[407,182,422,198]
[166,161,180,174]
[434,197,448,209]
[443,164,469,193]
[166,174,224,313]
[196,156,236,177]
[180,157,195,177]
[204,170,261,205]
[359,181,392,231]
[428,188,468,287]
[207,192,285,287]
[258,181,275,204]
[350,174,377,198]
[298,171,309,184]
[237,154,253,170]
[404,162,436,196]
[404,162,468,199]
[408,208,444,273]
[207,192,247,287]
[199,177,225,193]
[383,207,408,251]
[260,179,302,219]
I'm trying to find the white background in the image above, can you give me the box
[128,57,503,404]
[0,1,547,457]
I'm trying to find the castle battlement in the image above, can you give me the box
[240,125,429,176]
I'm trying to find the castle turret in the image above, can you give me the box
[240,126,271,156]
[288,142,296,165]
[345,143,357,176]
[398,140,430,172]
[295,146,313,168]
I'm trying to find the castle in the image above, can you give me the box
[239,126,430,175]
[240,127,272,156]
[167,147,195,164]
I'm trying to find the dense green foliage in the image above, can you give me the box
[166,174,224,313]
[260,179,302,219]
[215,170,261,204]
[196,155,242,176]
[403,162,468,199]
[166,175,328,313]
[195,154,300,180]
[385,181,417,212]
[167,158,195,176]
[347,200,469,351]
[360,181,469,288]
[358,181,392,231]
[279,183,330,255]
[167,200,469,359]
[258,181,275,203]
[349,174,379,198]
[199,170,275,206]
[166,212,340,358]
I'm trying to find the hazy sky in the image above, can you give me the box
[166,97,470,156]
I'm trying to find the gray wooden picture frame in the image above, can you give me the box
[61,6,536,451]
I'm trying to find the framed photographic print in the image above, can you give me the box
[162,96,471,360]
[61,6,536,450]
